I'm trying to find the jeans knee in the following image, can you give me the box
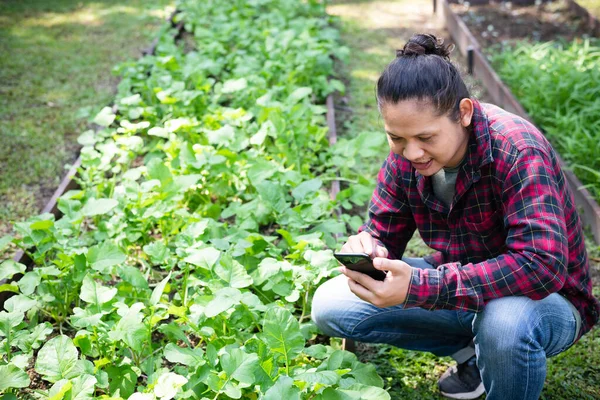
[311,281,332,333]
[473,297,538,359]
[311,277,351,338]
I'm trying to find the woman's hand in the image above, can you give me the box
[340,257,413,308]
[340,231,389,258]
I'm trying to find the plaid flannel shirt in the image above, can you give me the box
[359,100,600,338]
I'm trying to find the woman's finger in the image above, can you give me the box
[358,232,374,256]
[347,277,377,304]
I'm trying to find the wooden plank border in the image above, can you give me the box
[435,0,600,244]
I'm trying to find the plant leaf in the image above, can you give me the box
[35,335,79,382]
[294,370,339,385]
[150,272,171,306]
[183,247,221,269]
[164,343,206,367]
[117,265,149,289]
[204,287,241,318]
[87,241,126,274]
[0,364,30,391]
[80,274,117,306]
[106,365,137,398]
[0,311,24,337]
[220,347,258,385]
[4,294,37,314]
[264,376,300,400]
[108,303,146,353]
[48,379,73,400]
[81,198,118,217]
[292,178,322,202]
[288,87,312,104]
[0,235,13,253]
[93,106,116,127]
[17,270,42,296]
[69,374,98,400]
[222,78,247,93]
[261,307,305,363]
[0,260,26,281]
[214,255,253,288]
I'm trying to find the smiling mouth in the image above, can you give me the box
[411,160,433,170]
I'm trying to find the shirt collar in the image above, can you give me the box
[466,99,494,171]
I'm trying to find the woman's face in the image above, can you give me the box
[380,99,473,177]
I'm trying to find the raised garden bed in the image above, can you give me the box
[435,0,600,245]
[450,0,591,47]
[0,1,390,398]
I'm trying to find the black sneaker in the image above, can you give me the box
[438,356,485,399]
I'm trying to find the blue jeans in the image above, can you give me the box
[312,257,580,400]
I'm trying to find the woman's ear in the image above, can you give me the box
[459,98,474,128]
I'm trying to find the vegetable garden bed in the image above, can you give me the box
[0,1,390,399]
[435,0,600,245]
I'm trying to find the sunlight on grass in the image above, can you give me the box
[0,0,173,235]
[365,46,390,56]
[328,0,427,29]
[22,10,103,27]
[352,69,380,81]
[20,4,160,28]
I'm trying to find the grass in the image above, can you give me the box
[490,39,600,203]
[0,0,174,237]
[327,0,600,398]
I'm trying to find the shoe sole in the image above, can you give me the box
[440,382,485,399]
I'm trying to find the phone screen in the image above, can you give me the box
[334,252,387,281]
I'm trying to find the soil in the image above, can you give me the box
[450,0,591,50]
[27,362,48,391]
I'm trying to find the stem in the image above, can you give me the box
[108,174,117,199]
[289,130,303,171]
[320,176,358,183]
[285,352,290,376]
[140,346,164,365]
[253,287,272,304]
[298,286,310,324]
[5,331,11,361]
[130,348,140,367]
[182,263,190,307]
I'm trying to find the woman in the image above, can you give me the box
[312,33,599,400]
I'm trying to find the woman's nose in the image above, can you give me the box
[403,142,424,161]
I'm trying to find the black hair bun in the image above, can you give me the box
[396,33,454,60]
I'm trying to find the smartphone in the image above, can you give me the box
[333,252,387,281]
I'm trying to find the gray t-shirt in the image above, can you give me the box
[431,163,462,208]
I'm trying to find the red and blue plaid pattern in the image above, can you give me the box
[359,100,600,338]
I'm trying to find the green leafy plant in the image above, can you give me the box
[0,0,391,398]
[490,38,600,202]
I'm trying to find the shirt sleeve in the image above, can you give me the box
[358,153,416,260]
[404,148,569,311]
